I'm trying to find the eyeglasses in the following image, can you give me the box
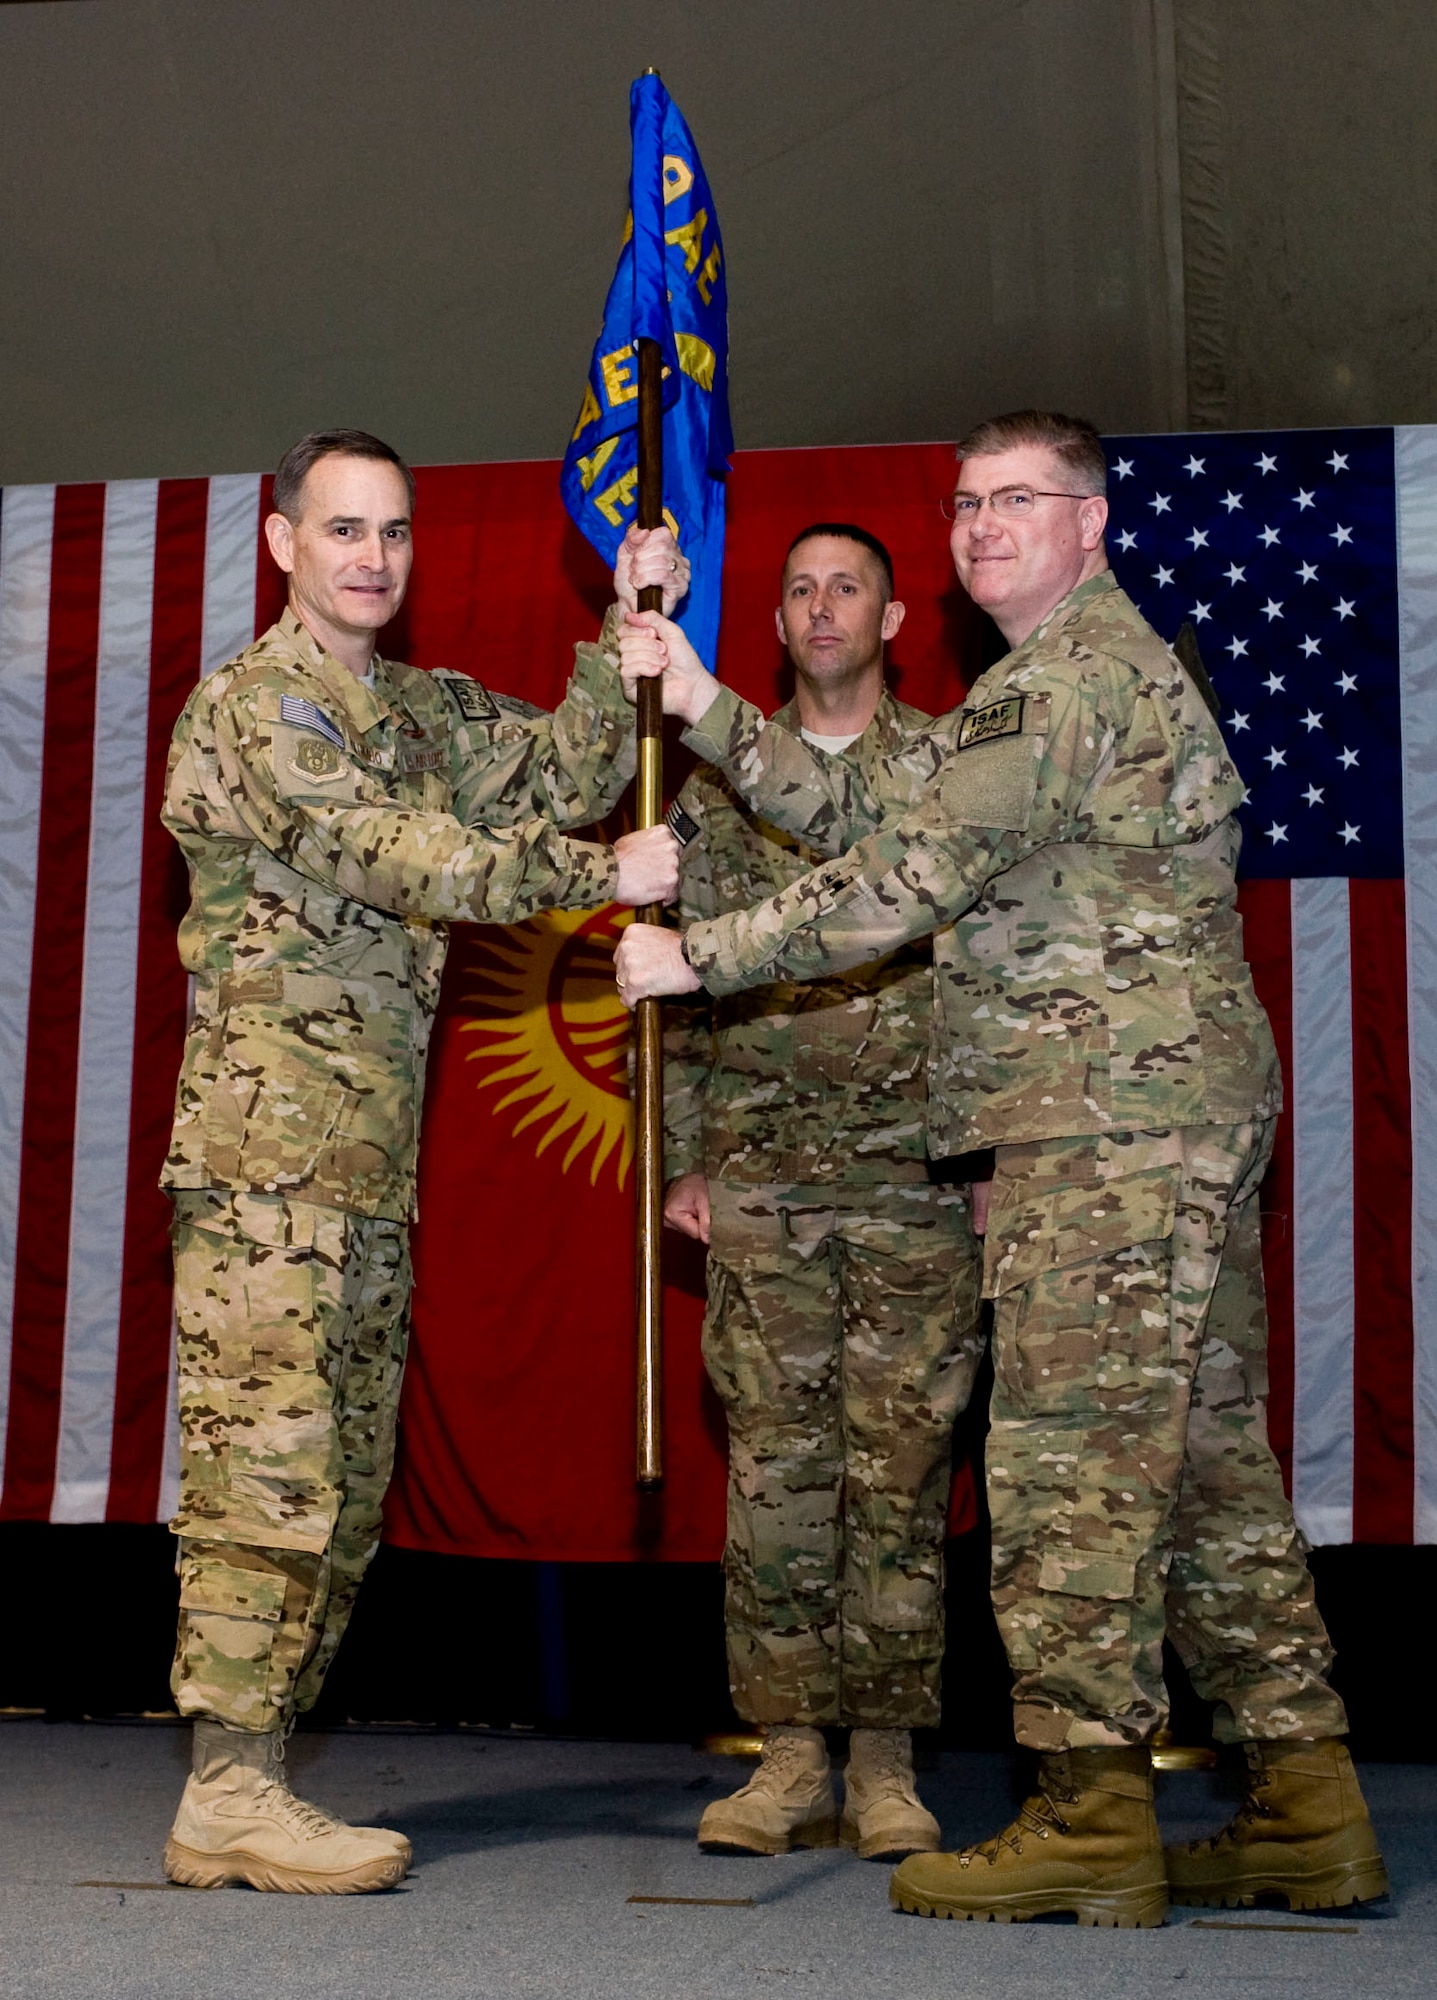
[940,485,1094,521]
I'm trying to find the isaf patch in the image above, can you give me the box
[958,696,1026,750]
[437,672,500,725]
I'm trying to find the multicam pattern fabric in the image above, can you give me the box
[664,691,937,1187]
[169,1190,410,1732]
[704,1180,983,1728]
[163,606,634,1220]
[985,1123,1344,1750]
[680,572,1283,1155]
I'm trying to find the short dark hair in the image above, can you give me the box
[954,410,1107,496]
[784,522,895,599]
[272,429,416,522]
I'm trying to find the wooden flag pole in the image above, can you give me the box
[633,331,666,1488]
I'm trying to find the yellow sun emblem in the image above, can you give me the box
[459,905,635,1187]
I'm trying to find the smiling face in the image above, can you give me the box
[264,454,414,668]
[948,442,1109,645]
[776,534,904,695]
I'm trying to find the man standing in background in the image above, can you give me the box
[651,526,983,1860]
[161,430,681,1894]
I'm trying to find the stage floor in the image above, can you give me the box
[0,1721,1431,1999]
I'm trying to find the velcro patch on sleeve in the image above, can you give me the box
[957,695,1026,749]
[436,671,500,725]
[495,691,548,721]
[938,732,1039,831]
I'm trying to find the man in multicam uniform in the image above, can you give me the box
[160,429,681,1895]
[661,525,983,1861]
[615,411,1387,1926]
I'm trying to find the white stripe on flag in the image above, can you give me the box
[202,474,261,675]
[51,482,159,1522]
[1289,876,1355,1545]
[1397,424,1437,1542]
[0,485,56,1501]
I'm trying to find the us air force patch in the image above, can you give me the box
[957,696,1026,750]
[437,672,500,725]
[292,735,345,779]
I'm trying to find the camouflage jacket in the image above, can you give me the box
[665,689,936,1188]
[680,572,1281,1156]
[163,606,634,1221]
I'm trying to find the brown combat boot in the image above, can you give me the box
[1166,1738,1389,1911]
[841,1729,941,1861]
[890,1745,1168,1927]
[697,1726,839,1856]
[164,1720,411,1893]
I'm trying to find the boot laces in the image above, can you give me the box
[853,1734,911,1790]
[254,1778,347,1840]
[968,1788,1069,1865]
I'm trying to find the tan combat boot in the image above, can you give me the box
[890,1745,1168,1927]
[1166,1738,1389,1911]
[164,1720,411,1894]
[697,1726,839,1856]
[841,1729,941,1861]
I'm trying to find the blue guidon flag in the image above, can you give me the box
[560,73,732,669]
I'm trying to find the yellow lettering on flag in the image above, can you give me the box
[594,466,639,526]
[575,435,620,492]
[600,346,639,408]
[570,381,602,441]
[674,333,715,393]
[663,209,708,275]
[662,156,694,205]
[663,507,681,539]
[621,210,633,246]
[696,243,722,306]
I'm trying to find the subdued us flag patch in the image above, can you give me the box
[279,694,345,747]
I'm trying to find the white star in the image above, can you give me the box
[1328,451,1349,473]
[1154,565,1174,585]
[1302,784,1325,806]
[1265,746,1287,768]
[1190,601,1212,623]
[1264,671,1286,694]
[1227,636,1249,658]
[1260,525,1282,547]
[1229,711,1250,732]
[1294,488,1316,511]
[1339,746,1359,768]
[1184,455,1206,476]
[1267,823,1289,843]
[1149,493,1171,514]
[1297,562,1319,583]
[1332,524,1353,545]
[1262,598,1285,621]
[1114,457,1134,479]
[1187,528,1210,550]
[1339,822,1361,844]
[1257,453,1279,474]
[1334,597,1355,619]
[1224,562,1247,584]
[1336,671,1358,694]
[1117,529,1138,551]
[1300,635,1321,657]
[1301,708,1324,731]
[1221,490,1244,513]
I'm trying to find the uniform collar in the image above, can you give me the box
[277,606,388,735]
[1029,568,1119,646]
[773,683,901,753]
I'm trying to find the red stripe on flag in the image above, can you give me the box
[1238,878,1296,1491]
[106,479,208,1521]
[1348,879,1415,1542]
[1,485,105,1521]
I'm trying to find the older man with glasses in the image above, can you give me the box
[613,409,1387,1930]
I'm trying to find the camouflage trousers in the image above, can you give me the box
[703,1179,984,1729]
[168,1190,410,1733]
[984,1121,1346,1752]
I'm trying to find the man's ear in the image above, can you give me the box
[774,605,788,646]
[1079,495,1109,553]
[881,598,907,642]
[264,510,296,576]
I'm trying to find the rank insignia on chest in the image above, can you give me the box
[292,734,345,779]
[958,696,1026,749]
[439,673,500,725]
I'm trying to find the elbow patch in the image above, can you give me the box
[939,694,1048,830]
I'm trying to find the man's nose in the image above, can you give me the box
[353,534,389,569]
[968,505,1002,541]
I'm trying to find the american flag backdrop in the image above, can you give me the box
[1,434,1434,1547]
